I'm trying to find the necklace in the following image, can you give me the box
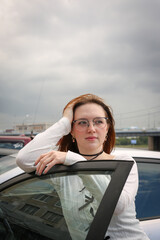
[79,150,104,160]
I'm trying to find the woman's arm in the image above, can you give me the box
[35,150,86,175]
[16,117,71,172]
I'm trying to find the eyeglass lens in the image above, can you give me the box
[74,117,107,131]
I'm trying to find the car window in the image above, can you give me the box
[0,170,112,240]
[0,141,24,150]
[0,155,17,174]
[136,161,160,219]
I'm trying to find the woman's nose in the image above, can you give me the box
[87,122,96,132]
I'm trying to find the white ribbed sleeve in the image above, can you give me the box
[16,117,71,172]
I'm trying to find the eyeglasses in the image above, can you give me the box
[73,117,109,132]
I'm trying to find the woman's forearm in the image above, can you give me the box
[16,117,71,172]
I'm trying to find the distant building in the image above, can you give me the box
[5,129,15,133]
[15,123,52,134]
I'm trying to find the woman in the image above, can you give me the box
[16,94,149,240]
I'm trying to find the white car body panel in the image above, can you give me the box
[140,219,160,240]
[112,148,160,159]
[0,167,24,184]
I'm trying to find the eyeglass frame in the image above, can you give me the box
[72,117,109,131]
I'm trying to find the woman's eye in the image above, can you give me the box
[78,121,87,125]
[95,120,103,125]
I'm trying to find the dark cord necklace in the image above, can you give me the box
[79,150,104,160]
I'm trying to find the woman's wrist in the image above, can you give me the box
[64,151,86,165]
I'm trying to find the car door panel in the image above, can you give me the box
[0,160,133,240]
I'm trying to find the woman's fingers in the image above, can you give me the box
[35,152,48,166]
[43,159,59,174]
[36,155,52,175]
[35,151,67,175]
[63,103,74,123]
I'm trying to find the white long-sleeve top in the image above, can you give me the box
[16,117,149,240]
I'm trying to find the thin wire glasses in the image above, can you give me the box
[73,117,109,132]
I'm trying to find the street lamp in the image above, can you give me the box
[22,114,29,134]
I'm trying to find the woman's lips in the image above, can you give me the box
[86,136,97,140]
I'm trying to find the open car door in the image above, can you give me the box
[0,160,133,240]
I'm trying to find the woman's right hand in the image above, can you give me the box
[35,150,67,175]
[63,103,74,123]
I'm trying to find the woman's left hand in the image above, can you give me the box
[35,150,67,175]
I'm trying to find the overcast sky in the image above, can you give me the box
[0,0,160,131]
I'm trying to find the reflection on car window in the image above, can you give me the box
[136,162,160,219]
[0,142,24,150]
[0,171,112,240]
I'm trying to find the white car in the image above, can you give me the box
[0,148,160,240]
[112,148,160,240]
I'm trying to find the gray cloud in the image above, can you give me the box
[0,0,160,130]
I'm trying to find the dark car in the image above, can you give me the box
[0,149,160,240]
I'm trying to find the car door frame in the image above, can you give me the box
[0,160,134,240]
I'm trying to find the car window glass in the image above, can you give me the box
[136,162,160,219]
[0,141,24,150]
[0,170,112,240]
[0,155,17,174]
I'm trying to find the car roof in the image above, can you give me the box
[1,148,160,185]
[0,135,31,140]
[112,148,160,159]
[0,167,24,184]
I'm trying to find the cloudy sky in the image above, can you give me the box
[0,0,160,131]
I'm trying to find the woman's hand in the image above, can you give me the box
[35,150,67,175]
[63,103,74,123]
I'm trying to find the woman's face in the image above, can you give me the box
[71,103,109,154]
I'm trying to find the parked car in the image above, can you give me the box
[0,135,31,158]
[113,148,160,240]
[0,149,159,240]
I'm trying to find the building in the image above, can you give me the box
[15,123,52,134]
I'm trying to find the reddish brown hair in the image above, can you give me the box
[58,94,115,154]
